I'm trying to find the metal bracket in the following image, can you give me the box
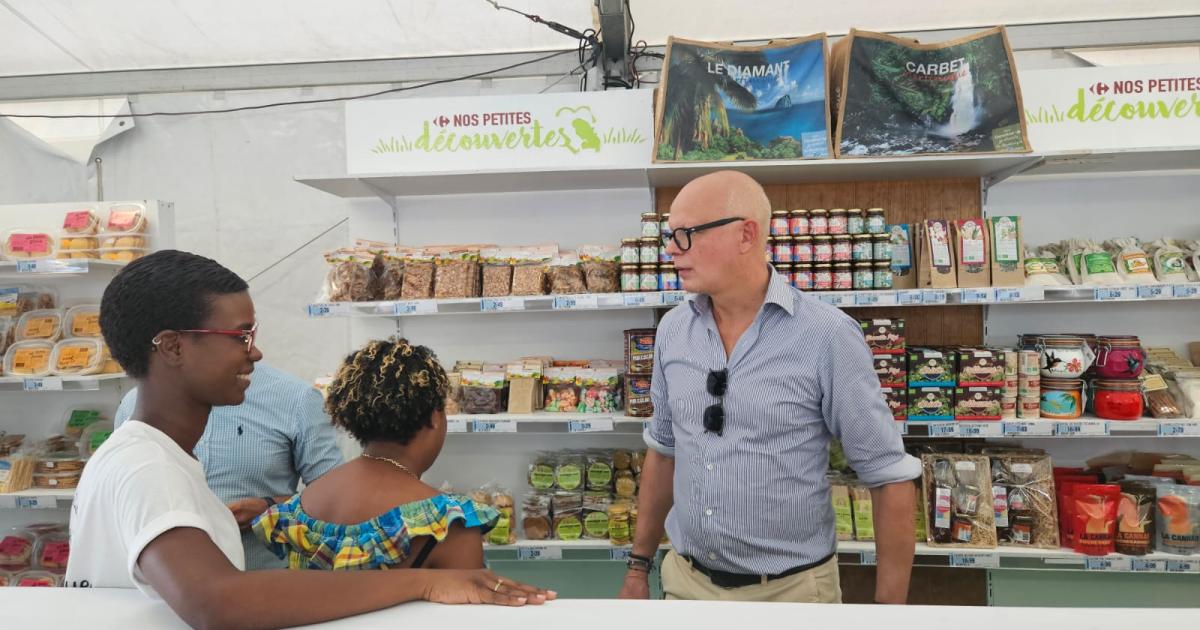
[981,155,1045,203]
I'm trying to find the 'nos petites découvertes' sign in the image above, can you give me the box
[1020,63,1200,151]
[345,90,653,174]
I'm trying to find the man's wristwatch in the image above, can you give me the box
[626,553,655,573]
[262,496,277,509]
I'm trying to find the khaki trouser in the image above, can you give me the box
[661,550,842,603]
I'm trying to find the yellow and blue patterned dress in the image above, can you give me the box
[252,493,499,570]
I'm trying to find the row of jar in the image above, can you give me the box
[620,264,680,293]
[773,261,894,292]
[770,233,892,265]
[770,208,889,237]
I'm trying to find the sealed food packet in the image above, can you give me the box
[105,203,149,233]
[555,452,585,492]
[5,340,55,377]
[479,485,516,546]
[987,453,1060,549]
[510,245,555,296]
[459,369,507,415]
[1146,238,1191,284]
[528,453,556,492]
[1078,240,1121,286]
[521,493,553,541]
[548,254,587,295]
[577,245,620,293]
[1071,484,1120,556]
[432,248,482,299]
[1156,485,1200,555]
[399,249,436,300]
[551,491,584,541]
[850,484,875,541]
[62,209,100,235]
[582,492,612,540]
[543,367,581,413]
[51,338,105,376]
[586,451,614,492]
[1117,481,1156,556]
[1104,237,1157,285]
[16,309,64,343]
[1023,246,1072,287]
[830,481,856,541]
[323,249,372,302]
[378,251,404,301]
[2,230,56,260]
[480,248,514,297]
[608,501,633,545]
[0,529,36,572]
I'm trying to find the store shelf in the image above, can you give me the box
[1014,146,1200,179]
[306,291,688,318]
[295,166,650,198]
[0,258,127,278]
[0,374,129,392]
[446,412,646,435]
[902,418,1200,439]
[0,488,74,510]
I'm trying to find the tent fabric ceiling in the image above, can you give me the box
[1,0,1195,79]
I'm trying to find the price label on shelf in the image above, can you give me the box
[1054,421,1109,437]
[927,422,959,438]
[897,290,924,305]
[949,552,999,569]
[1158,422,1200,437]
[897,422,909,436]
[855,291,897,307]
[859,551,878,566]
[921,290,948,305]
[1085,557,1132,572]
[393,300,437,316]
[480,297,525,312]
[642,421,652,432]
[1002,421,1056,437]
[609,548,633,562]
[1094,286,1136,301]
[995,287,1044,303]
[1131,559,1165,573]
[517,546,563,561]
[1136,285,1170,300]
[470,420,517,434]
[14,496,57,510]
[662,291,687,306]
[307,303,350,318]
[960,288,995,304]
[16,259,89,274]
[553,295,599,310]
[958,422,1003,438]
[1165,560,1200,574]
[445,419,469,433]
[818,293,854,307]
[22,377,63,392]
[622,292,664,308]
[567,419,614,433]
[1172,284,1200,299]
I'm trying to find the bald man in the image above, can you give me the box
[618,171,920,604]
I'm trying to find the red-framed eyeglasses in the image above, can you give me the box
[173,322,259,353]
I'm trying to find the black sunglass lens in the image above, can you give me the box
[704,404,725,435]
[707,370,728,397]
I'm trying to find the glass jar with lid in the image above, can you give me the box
[621,264,641,292]
[809,209,829,235]
[813,264,833,291]
[866,208,886,234]
[639,237,659,264]
[873,261,893,289]
[852,264,874,290]
[813,235,833,263]
[847,208,865,235]
[641,213,660,238]
[639,264,659,292]
[828,209,848,235]
[789,210,810,236]
[832,235,853,262]
[852,234,873,262]
[620,238,640,265]
[770,210,790,237]
[833,263,853,291]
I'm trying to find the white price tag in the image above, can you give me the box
[307,303,351,318]
[15,496,57,509]
[480,297,525,312]
[921,290,948,305]
[854,291,897,307]
[1055,420,1109,437]
[1094,286,1135,301]
[622,292,664,307]
[446,419,469,433]
[393,300,437,316]
[960,288,995,304]
[1131,559,1165,573]
[1172,284,1200,299]
[609,548,633,562]
[1166,560,1200,574]
[1086,557,1132,572]
[897,290,924,305]
[949,552,999,569]
[995,287,1044,303]
[928,422,959,438]
[859,551,877,566]
[22,377,63,392]
[517,546,562,561]
[553,295,599,310]
[1158,422,1200,437]
[567,419,615,433]
[1137,285,1170,300]
[958,422,1003,437]
[662,291,687,305]
[898,422,909,435]
[470,420,517,433]
[818,293,853,307]
[1003,421,1056,437]
[17,259,89,274]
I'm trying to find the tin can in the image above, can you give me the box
[772,236,794,263]
[1003,350,1018,377]
[641,213,660,238]
[1017,397,1041,419]
[873,261,893,289]
[794,264,814,290]
[639,237,659,264]
[847,209,865,235]
[873,234,892,261]
[794,235,814,263]
[813,264,833,291]
[809,209,829,236]
[828,209,848,235]
[621,239,640,265]
[1018,350,1041,376]
[1018,374,1041,398]
[833,263,852,291]
[1001,397,1018,419]
[789,210,810,236]
[852,264,873,290]
[832,236,853,262]
[1003,375,1019,398]
[770,210,790,237]
[852,235,873,262]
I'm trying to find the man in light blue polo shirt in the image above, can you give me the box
[116,361,343,570]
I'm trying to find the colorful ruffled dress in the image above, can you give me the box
[252,493,499,570]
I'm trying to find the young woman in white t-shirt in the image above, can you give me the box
[66,250,553,630]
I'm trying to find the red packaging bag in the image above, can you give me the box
[1072,484,1120,556]
[1055,475,1099,547]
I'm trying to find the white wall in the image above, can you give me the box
[0,118,87,202]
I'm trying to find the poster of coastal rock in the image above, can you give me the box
[831,27,1030,157]
[654,35,831,162]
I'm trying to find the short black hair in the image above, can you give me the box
[325,337,449,445]
[100,250,248,378]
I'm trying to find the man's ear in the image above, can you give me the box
[741,218,762,253]
[152,331,187,369]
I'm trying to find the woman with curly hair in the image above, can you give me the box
[253,337,493,571]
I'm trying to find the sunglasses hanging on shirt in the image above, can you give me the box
[704,369,728,435]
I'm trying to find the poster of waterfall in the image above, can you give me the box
[653,35,831,162]
[831,27,1030,157]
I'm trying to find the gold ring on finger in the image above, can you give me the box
[493,579,503,592]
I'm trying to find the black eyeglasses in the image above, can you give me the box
[662,217,746,252]
[704,369,728,436]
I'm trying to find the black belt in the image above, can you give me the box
[681,551,836,589]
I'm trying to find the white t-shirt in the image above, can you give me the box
[65,420,245,597]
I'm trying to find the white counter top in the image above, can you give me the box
[0,588,1195,629]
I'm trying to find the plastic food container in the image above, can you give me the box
[2,230,56,260]
[0,317,14,356]
[98,343,123,374]
[98,232,150,250]
[56,248,100,261]
[34,455,85,475]
[15,309,64,342]
[4,340,55,377]
[0,530,36,571]
[1093,379,1143,420]
[62,208,100,235]
[63,408,105,439]
[58,235,99,252]
[51,338,104,376]
[99,247,149,263]
[31,472,81,490]
[81,421,116,458]
[64,305,102,339]
[33,533,69,573]
[12,570,60,587]
[104,203,148,233]
[11,287,58,316]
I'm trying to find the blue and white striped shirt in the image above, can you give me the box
[645,266,920,574]
[115,362,344,570]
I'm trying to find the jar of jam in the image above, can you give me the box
[1093,379,1143,420]
[772,236,794,263]
[621,264,641,292]
[789,209,810,236]
[809,209,829,235]
[813,264,833,291]
[847,208,865,235]
[852,264,873,290]
[659,213,671,238]
[828,209,848,235]
[813,235,833,263]
[639,264,659,292]
[851,235,873,262]
[866,208,886,234]
[1039,378,1085,420]
[794,264,814,291]
[639,237,659,264]
[873,261,893,289]
[794,235,814,263]
[641,213,660,238]
[660,247,673,264]
[659,263,679,292]
[873,233,892,261]
[833,263,853,291]
[832,235,853,262]
[770,210,790,237]
[621,239,640,265]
